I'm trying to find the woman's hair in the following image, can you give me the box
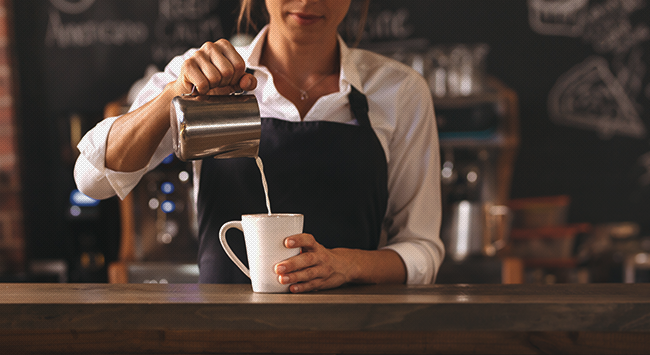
[237,0,371,46]
[236,0,268,34]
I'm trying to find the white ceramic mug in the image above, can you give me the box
[219,214,303,293]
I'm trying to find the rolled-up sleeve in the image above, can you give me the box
[74,52,189,200]
[380,74,444,285]
[74,115,169,201]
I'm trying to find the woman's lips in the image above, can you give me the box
[290,12,323,26]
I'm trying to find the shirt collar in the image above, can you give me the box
[240,25,365,94]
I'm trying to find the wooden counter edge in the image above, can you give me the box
[1,329,649,354]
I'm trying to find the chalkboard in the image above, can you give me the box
[12,0,650,265]
[12,0,240,265]
[16,0,240,113]
[356,0,650,233]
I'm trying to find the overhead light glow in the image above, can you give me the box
[161,200,176,213]
[161,182,175,194]
[70,190,99,207]
[162,153,174,164]
[178,171,190,182]
[69,205,81,217]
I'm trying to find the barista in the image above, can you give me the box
[74,0,444,292]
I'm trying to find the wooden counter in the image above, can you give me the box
[1,283,649,354]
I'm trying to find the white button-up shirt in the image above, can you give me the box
[74,26,444,284]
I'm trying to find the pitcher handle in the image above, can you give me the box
[219,221,250,278]
[483,205,512,256]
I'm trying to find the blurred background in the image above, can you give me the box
[0,0,649,284]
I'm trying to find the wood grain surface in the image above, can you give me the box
[0,283,649,354]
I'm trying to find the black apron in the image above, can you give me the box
[197,86,388,283]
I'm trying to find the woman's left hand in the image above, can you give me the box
[274,234,359,293]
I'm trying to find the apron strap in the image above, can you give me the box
[348,86,370,128]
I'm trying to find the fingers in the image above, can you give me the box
[284,233,318,250]
[239,73,257,91]
[280,262,347,293]
[213,38,247,82]
[275,234,347,293]
[179,39,255,95]
[275,233,320,274]
[278,252,328,282]
[289,274,346,293]
[274,234,319,275]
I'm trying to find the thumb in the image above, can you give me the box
[239,73,257,91]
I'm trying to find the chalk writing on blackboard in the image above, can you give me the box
[44,0,225,68]
[529,0,650,139]
[45,10,149,48]
[49,0,96,15]
[528,0,647,53]
[152,0,224,65]
[45,0,149,48]
[343,7,414,42]
[528,0,589,37]
[365,9,413,40]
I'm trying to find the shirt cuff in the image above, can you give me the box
[77,115,150,200]
[77,115,117,176]
[381,241,439,285]
[104,166,149,200]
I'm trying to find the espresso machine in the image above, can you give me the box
[426,44,520,283]
[436,111,518,282]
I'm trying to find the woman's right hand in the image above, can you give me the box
[172,39,257,96]
[106,39,256,173]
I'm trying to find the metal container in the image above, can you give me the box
[170,94,261,161]
[441,200,511,262]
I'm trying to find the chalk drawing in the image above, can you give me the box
[638,152,650,186]
[548,56,646,139]
[613,48,647,101]
[580,0,650,54]
[529,0,649,139]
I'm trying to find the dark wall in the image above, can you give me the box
[12,0,239,277]
[360,0,650,232]
[12,0,650,270]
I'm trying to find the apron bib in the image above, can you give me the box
[197,87,388,283]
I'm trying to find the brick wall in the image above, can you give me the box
[0,0,24,274]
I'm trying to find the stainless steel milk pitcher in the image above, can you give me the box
[441,200,512,262]
[170,93,261,161]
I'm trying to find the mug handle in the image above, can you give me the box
[219,221,250,278]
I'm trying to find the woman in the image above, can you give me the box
[75,0,444,292]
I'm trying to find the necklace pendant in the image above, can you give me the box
[300,90,309,100]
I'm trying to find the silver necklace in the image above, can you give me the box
[271,67,331,100]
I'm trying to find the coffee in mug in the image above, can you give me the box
[219,214,303,293]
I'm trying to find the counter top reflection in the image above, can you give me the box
[1,283,649,354]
